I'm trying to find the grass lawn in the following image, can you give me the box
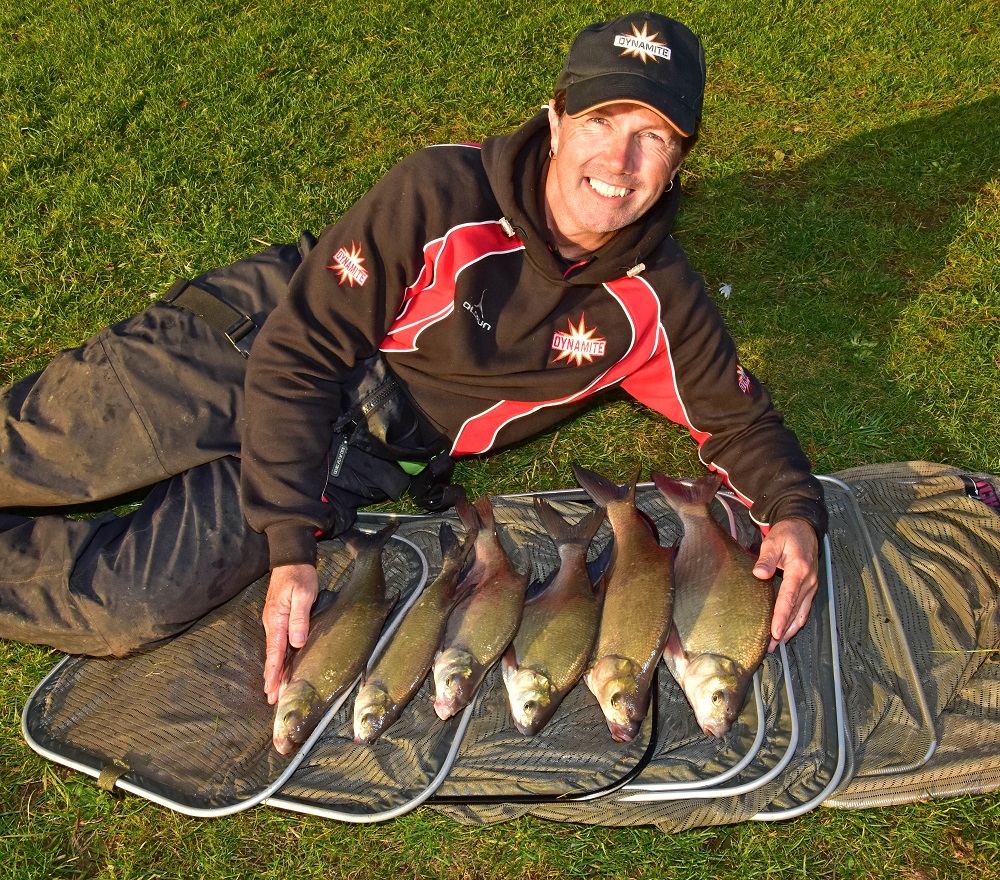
[2,0,1000,877]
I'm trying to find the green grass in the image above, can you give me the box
[2,0,1000,876]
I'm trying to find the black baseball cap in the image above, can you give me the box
[555,11,706,137]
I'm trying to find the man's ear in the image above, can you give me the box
[668,142,690,181]
[547,99,561,157]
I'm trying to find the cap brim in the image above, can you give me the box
[565,73,697,137]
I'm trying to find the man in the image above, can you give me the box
[0,12,823,701]
[241,12,824,701]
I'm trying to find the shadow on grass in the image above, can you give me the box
[440,98,1000,487]
[682,95,1000,471]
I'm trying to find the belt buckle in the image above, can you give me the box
[225,315,257,358]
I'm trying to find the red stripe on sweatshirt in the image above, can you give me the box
[452,275,695,455]
[380,221,524,352]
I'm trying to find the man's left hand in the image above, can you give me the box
[752,517,820,650]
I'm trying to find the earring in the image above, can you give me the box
[664,179,674,193]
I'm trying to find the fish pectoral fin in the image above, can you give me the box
[500,647,518,684]
[662,624,689,675]
[311,587,338,617]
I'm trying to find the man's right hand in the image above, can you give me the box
[262,563,319,705]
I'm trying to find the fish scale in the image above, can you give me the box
[433,496,528,720]
[653,471,775,738]
[573,462,675,743]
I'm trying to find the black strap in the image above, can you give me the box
[161,279,257,358]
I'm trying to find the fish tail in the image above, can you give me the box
[534,497,607,550]
[473,495,498,534]
[342,521,399,557]
[652,472,723,511]
[454,494,483,535]
[572,462,630,507]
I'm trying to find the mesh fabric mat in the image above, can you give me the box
[20,534,430,814]
[821,462,1000,809]
[25,484,827,825]
[22,463,1000,828]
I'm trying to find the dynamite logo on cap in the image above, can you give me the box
[614,23,672,64]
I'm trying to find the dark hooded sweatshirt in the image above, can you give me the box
[242,110,826,568]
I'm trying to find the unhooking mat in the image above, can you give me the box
[20,462,1000,831]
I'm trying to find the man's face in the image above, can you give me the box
[544,101,686,257]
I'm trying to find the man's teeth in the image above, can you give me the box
[589,178,630,198]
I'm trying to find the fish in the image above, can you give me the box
[501,498,606,736]
[432,496,528,720]
[653,472,775,738]
[353,521,476,744]
[272,522,399,756]
[573,462,675,743]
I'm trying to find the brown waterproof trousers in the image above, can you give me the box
[0,242,304,655]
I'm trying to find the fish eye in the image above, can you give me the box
[611,693,622,709]
[524,700,537,714]
[711,690,725,706]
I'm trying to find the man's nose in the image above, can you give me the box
[603,133,638,173]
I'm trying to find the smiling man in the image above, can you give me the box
[544,102,685,256]
[0,12,825,702]
[246,12,825,701]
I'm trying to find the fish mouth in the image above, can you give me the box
[513,717,545,737]
[588,177,633,199]
[272,735,295,756]
[701,718,733,738]
[354,728,378,745]
[609,720,640,743]
[436,666,472,700]
[433,697,458,721]
[353,706,386,745]
[272,708,309,755]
